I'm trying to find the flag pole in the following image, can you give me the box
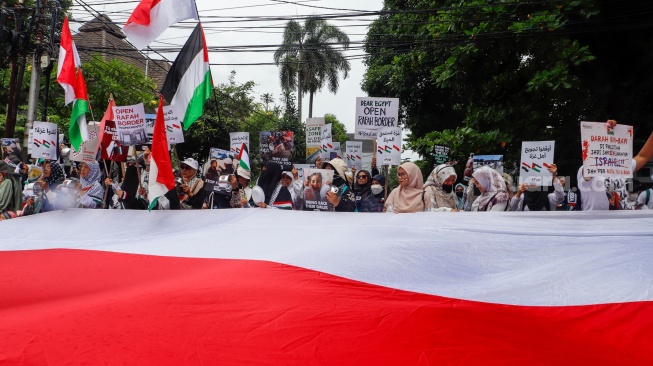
[103,159,115,209]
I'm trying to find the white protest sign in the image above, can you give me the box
[163,105,184,144]
[293,164,314,181]
[113,103,147,146]
[355,97,399,140]
[519,141,555,186]
[32,121,58,159]
[332,142,342,159]
[345,141,363,170]
[230,132,249,155]
[580,121,633,178]
[375,127,402,165]
[28,129,34,154]
[320,124,333,159]
[306,117,325,160]
[70,122,101,163]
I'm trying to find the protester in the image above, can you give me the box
[105,160,146,210]
[423,164,458,211]
[177,158,207,209]
[0,159,22,219]
[469,166,510,211]
[288,166,305,209]
[38,160,66,192]
[322,158,356,212]
[511,164,564,211]
[353,169,373,211]
[256,162,293,209]
[635,186,653,210]
[229,166,252,208]
[385,162,431,213]
[454,183,466,210]
[360,174,385,213]
[77,161,105,209]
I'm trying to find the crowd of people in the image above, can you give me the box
[2,121,653,219]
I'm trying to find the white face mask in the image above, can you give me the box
[371,184,383,195]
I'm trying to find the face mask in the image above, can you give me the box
[456,191,464,198]
[473,186,482,196]
[442,184,453,193]
[371,184,383,195]
[629,193,638,202]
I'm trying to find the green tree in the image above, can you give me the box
[324,113,348,146]
[274,16,351,119]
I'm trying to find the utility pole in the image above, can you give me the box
[23,35,42,152]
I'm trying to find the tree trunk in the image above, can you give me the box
[308,91,313,118]
[4,56,20,138]
[297,70,302,124]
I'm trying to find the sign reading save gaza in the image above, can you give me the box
[355,97,399,140]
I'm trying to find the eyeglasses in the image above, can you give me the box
[180,165,191,170]
[357,175,367,180]
[397,172,408,178]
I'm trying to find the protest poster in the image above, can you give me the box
[319,124,333,160]
[100,120,129,162]
[355,97,399,140]
[27,129,34,155]
[204,148,236,193]
[375,127,402,165]
[113,103,147,146]
[519,141,555,186]
[293,164,314,181]
[32,121,58,159]
[345,141,363,170]
[260,131,294,170]
[70,122,101,163]
[332,142,342,159]
[473,155,504,174]
[144,114,155,144]
[302,168,334,211]
[580,121,633,178]
[1,138,21,159]
[433,145,450,165]
[163,105,184,144]
[230,132,249,155]
[305,117,325,161]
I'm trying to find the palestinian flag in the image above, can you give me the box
[57,17,90,151]
[147,96,175,210]
[123,0,199,50]
[161,23,212,130]
[237,142,250,171]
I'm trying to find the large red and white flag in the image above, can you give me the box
[123,0,199,50]
[147,96,175,210]
[1,210,652,364]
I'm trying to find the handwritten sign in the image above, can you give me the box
[70,122,101,163]
[113,103,147,146]
[230,132,249,155]
[32,121,58,159]
[433,145,450,165]
[581,121,633,178]
[355,97,399,140]
[320,124,333,160]
[375,127,402,165]
[345,141,363,170]
[519,141,555,186]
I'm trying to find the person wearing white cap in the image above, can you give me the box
[178,157,207,209]
[229,166,252,208]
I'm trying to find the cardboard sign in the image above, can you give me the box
[473,155,504,174]
[375,127,402,165]
[32,121,58,159]
[230,132,249,155]
[519,141,555,186]
[100,120,129,162]
[113,103,147,146]
[581,121,633,178]
[305,117,325,160]
[319,124,333,160]
[433,145,450,165]
[70,122,101,163]
[260,131,294,170]
[345,141,363,170]
[355,97,399,140]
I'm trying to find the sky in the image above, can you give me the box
[69,0,418,159]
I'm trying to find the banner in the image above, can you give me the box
[473,155,504,174]
[433,145,450,165]
[319,124,333,160]
[375,127,402,165]
[100,120,129,162]
[260,131,294,170]
[346,141,363,170]
[581,121,633,178]
[32,121,58,159]
[1,138,21,159]
[305,117,325,161]
[204,148,235,194]
[230,132,249,155]
[302,168,334,211]
[519,141,555,186]
[70,122,101,163]
[113,103,147,146]
[355,97,399,140]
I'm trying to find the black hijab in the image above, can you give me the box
[120,165,145,209]
[257,162,283,204]
[353,169,372,198]
[523,186,553,211]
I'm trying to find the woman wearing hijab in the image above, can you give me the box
[321,158,357,212]
[105,160,146,210]
[78,161,105,208]
[423,164,458,211]
[454,183,466,210]
[38,160,66,192]
[361,174,386,213]
[469,166,510,211]
[256,162,293,209]
[353,169,373,211]
[384,162,432,213]
[0,159,22,219]
[511,164,563,211]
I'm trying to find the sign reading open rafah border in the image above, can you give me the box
[580,121,633,179]
[376,127,402,165]
[519,141,555,186]
[32,121,59,159]
[355,97,399,140]
[113,103,147,146]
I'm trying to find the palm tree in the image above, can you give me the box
[274,16,350,120]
